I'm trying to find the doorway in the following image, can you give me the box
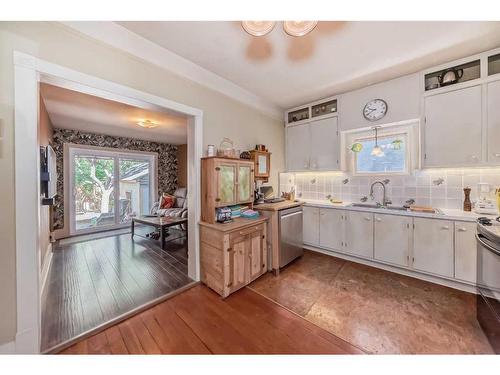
[13,51,203,353]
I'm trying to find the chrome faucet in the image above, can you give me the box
[369,180,392,207]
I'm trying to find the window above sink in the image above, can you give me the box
[342,119,419,176]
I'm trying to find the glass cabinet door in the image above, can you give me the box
[257,154,267,175]
[237,164,252,202]
[217,163,237,205]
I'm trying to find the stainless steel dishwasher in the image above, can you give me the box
[279,206,303,268]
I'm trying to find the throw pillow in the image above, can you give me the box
[160,193,176,209]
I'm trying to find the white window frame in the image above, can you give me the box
[343,119,420,177]
[353,132,410,176]
[67,144,158,236]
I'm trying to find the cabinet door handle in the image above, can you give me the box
[457,227,467,232]
[442,225,450,230]
[376,217,381,222]
[494,153,500,158]
[364,216,371,221]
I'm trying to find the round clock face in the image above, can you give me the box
[363,99,388,121]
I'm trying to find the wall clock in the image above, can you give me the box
[363,99,388,122]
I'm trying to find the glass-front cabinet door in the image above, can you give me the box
[216,162,237,206]
[237,163,253,202]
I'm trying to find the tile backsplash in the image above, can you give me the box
[280,169,500,210]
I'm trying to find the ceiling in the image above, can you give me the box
[40,83,188,144]
[117,21,500,109]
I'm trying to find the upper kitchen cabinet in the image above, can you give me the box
[423,85,482,167]
[286,112,339,172]
[286,123,311,171]
[339,74,420,131]
[309,117,339,170]
[487,80,500,163]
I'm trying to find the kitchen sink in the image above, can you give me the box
[349,203,408,211]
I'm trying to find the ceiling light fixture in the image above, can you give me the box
[137,120,158,129]
[371,126,384,157]
[241,21,276,37]
[283,21,318,37]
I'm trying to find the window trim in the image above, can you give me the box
[353,131,410,176]
[342,119,419,177]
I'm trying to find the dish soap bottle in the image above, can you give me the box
[463,187,472,212]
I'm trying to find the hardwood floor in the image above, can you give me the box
[59,285,365,354]
[42,227,192,352]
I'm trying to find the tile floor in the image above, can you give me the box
[249,250,494,354]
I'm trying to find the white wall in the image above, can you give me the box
[339,73,420,130]
[0,21,284,346]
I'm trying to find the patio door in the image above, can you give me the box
[69,146,156,235]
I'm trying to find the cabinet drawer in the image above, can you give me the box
[229,224,265,242]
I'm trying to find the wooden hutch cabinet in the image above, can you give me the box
[250,150,271,180]
[200,219,267,297]
[201,157,254,223]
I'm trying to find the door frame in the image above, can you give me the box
[66,144,158,236]
[13,51,203,353]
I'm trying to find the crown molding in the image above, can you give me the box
[59,21,282,120]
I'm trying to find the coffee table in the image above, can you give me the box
[131,215,188,250]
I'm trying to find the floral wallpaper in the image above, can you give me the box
[52,128,178,230]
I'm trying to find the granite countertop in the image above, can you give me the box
[254,200,303,211]
[199,216,268,232]
[300,199,498,223]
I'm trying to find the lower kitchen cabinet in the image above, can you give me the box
[412,218,454,278]
[303,206,320,246]
[319,208,344,250]
[345,211,374,258]
[454,222,477,283]
[200,219,267,298]
[374,213,412,267]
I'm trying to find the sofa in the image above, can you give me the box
[150,187,188,220]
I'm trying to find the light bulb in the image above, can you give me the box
[241,21,276,37]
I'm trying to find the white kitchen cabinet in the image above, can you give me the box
[303,206,320,246]
[309,117,339,170]
[487,80,500,163]
[286,123,310,171]
[454,222,477,283]
[319,208,344,251]
[424,85,482,167]
[345,211,374,258]
[374,214,412,267]
[413,218,454,278]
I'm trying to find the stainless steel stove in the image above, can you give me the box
[476,217,500,353]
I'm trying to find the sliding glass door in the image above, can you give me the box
[70,146,156,235]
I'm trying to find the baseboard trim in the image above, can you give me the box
[303,245,478,295]
[40,245,53,295]
[44,281,199,354]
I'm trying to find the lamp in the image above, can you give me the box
[137,120,158,129]
[241,21,276,37]
[371,126,384,157]
[283,21,318,37]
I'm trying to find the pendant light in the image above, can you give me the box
[283,21,318,37]
[241,21,276,37]
[371,126,384,157]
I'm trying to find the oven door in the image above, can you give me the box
[476,232,500,353]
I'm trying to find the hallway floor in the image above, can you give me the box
[42,227,191,352]
[248,250,494,354]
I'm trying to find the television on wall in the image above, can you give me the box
[40,145,57,205]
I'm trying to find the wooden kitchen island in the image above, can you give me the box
[199,217,268,298]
